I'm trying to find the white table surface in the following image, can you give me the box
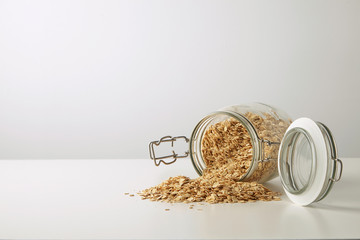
[0,158,359,239]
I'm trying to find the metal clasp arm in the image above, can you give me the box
[259,139,281,162]
[149,136,189,166]
[331,158,343,182]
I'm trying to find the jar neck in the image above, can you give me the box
[189,110,262,180]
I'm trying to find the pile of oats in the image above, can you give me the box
[139,113,289,204]
[138,175,280,203]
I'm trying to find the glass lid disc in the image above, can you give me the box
[278,117,340,206]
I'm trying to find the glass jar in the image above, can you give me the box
[189,103,292,183]
[149,102,343,206]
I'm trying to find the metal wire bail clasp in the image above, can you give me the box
[149,136,190,166]
[330,158,343,182]
[259,139,281,162]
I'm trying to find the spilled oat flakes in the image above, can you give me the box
[139,113,289,204]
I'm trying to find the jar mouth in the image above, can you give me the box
[279,127,316,195]
[189,111,261,180]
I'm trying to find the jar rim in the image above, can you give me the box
[189,110,261,180]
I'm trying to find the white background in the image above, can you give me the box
[0,0,359,159]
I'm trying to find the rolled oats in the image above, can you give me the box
[138,174,281,204]
[202,113,289,183]
[139,112,289,204]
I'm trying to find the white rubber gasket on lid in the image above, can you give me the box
[278,117,328,206]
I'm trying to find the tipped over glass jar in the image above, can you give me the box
[149,102,343,206]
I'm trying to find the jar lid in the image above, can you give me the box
[278,118,343,206]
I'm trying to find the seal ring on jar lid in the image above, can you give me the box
[278,118,343,206]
